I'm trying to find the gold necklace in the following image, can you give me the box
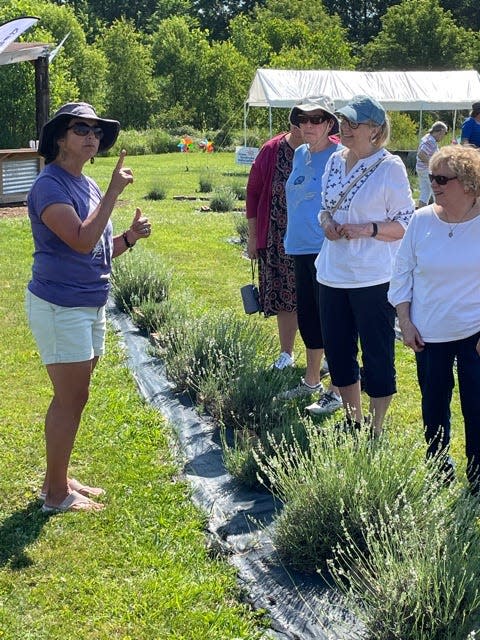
[443,199,478,237]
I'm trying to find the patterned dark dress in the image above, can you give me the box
[259,138,297,317]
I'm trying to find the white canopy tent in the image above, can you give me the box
[244,68,480,140]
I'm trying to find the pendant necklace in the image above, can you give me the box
[444,199,477,237]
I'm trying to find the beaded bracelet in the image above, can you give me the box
[122,230,135,250]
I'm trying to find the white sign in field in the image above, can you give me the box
[235,146,259,166]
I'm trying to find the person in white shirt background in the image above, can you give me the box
[316,95,414,437]
[415,121,448,208]
[388,144,480,494]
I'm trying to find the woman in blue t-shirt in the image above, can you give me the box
[282,96,342,416]
[26,102,152,513]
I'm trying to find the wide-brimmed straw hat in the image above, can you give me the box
[289,95,339,135]
[39,102,120,161]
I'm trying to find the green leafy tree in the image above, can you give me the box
[99,18,158,128]
[229,0,355,69]
[321,0,402,48]
[0,63,37,147]
[52,0,193,33]
[196,41,253,129]
[148,0,193,27]
[228,13,273,67]
[191,0,265,40]
[0,0,106,147]
[228,0,356,133]
[361,0,479,70]
[439,0,480,31]
[150,16,209,126]
[33,2,108,110]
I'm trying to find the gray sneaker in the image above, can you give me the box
[320,361,330,379]
[306,391,343,415]
[279,378,324,400]
[272,351,295,369]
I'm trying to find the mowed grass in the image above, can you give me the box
[0,151,467,638]
[0,156,264,639]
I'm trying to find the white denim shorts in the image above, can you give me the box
[25,289,106,365]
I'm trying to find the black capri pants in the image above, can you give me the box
[293,254,324,350]
[319,281,396,398]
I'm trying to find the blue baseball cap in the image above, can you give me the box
[336,95,386,126]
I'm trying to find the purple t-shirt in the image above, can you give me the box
[27,163,113,307]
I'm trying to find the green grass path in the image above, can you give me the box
[0,211,263,639]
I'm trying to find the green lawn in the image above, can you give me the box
[0,153,265,639]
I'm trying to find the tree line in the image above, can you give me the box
[0,0,479,148]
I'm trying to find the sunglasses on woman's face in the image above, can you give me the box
[428,174,457,186]
[297,114,329,125]
[67,122,104,140]
[338,115,361,129]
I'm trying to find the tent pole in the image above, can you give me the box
[419,109,423,140]
[243,102,248,146]
[452,110,457,143]
[269,107,272,138]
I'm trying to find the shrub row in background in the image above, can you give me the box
[100,115,430,159]
[111,249,480,640]
[103,127,271,157]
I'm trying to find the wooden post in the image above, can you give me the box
[34,56,49,138]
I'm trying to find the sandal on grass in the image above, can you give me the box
[41,489,104,514]
[39,478,105,502]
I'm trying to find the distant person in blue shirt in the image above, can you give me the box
[461,101,480,148]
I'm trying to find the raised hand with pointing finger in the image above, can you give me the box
[108,149,134,197]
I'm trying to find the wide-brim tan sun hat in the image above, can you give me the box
[289,95,339,135]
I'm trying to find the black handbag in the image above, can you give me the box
[240,260,262,314]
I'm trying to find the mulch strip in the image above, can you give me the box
[0,205,27,218]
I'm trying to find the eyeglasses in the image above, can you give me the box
[428,174,457,186]
[338,115,361,129]
[66,122,104,140]
[297,114,329,125]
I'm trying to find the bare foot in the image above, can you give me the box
[69,478,105,498]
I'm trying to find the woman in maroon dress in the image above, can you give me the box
[246,125,303,368]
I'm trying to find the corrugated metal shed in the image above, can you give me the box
[0,149,44,204]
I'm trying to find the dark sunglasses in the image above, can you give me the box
[297,114,329,125]
[67,122,104,140]
[428,174,457,186]
[338,115,361,129]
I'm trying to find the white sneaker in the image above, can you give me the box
[272,351,295,370]
[279,378,324,400]
[306,391,343,415]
